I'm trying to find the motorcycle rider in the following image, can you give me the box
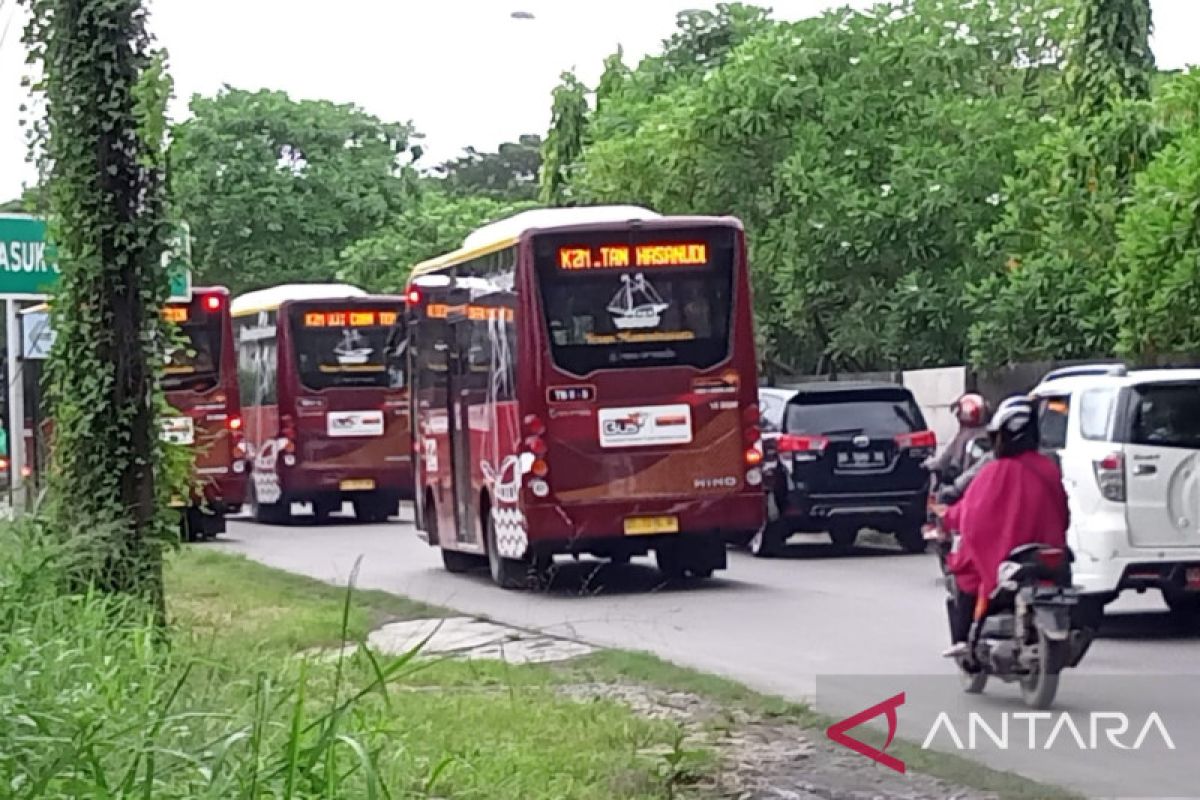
[941,396,1069,657]
[924,393,990,483]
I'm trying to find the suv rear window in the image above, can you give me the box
[1129,383,1200,449]
[785,391,925,436]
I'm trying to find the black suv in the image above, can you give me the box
[753,382,934,556]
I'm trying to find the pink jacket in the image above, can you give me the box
[945,450,1069,597]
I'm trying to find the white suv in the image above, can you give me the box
[1032,365,1200,618]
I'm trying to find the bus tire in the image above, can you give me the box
[442,547,481,574]
[353,494,394,525]
[252,485,292,526]
[486,511,530,590]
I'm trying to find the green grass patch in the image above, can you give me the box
[0,534,708,799]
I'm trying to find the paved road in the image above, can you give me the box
[217,512,1200,798]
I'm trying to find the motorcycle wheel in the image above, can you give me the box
[958,664,988,694]
[1020,629,1068,710]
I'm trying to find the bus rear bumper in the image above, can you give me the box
[523,493,764,557]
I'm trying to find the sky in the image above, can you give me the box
[1,0,1198,200]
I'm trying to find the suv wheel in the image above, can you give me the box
[1164,589,1200,620]
[750,522,786,558]
[828,525,858,553]
[895,523,928,554]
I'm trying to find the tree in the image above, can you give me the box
[1115,70,1200,359]
[966,0,1160,366]
[569,0,1071,373]
[435,135,541,201]
[1065,0,1155,118]
[538,71,589,206]
[169,88,418,292]
[23,0,173,605]
[337,192,536,292]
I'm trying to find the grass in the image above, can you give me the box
[2,529,1076,800]
[0,530,708,799]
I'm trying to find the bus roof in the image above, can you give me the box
[231,283,367,317]
[409,204,662,280]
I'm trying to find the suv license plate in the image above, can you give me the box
[1186,567,1200,589]
[624,515,678,536]
[340,479,376,492]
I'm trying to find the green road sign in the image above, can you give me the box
[0,214,59,295]
[0,213,192,299]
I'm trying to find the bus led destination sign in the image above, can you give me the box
[304,310,398,327]
[558,242,708,271]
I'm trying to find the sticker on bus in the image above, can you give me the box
[326,410,385,438]
[598,404,693,449]
[161,416,195,446]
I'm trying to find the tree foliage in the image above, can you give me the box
[1065,0,1155,118]
[965,0,1160,366]
[568,0,1071,373]
[1115,70,1200,358]
[538,71,588,206]
[22,0,175,605]
[169,88,418,292]
[337,191,536,292]
[435,135,542,201]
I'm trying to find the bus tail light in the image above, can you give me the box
[523,414,546,437]
[228,415,243,432]
[744,446,763,467]
[280,414,297,460]
[203,294,222,312]
[405,287,422,306]
[531,458,549,478]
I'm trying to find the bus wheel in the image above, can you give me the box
[353,495,394,525]
[252,486,292,526]
[486,512,530,590]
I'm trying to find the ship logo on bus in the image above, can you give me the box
[607,273,668,330]
[333,329,373,366]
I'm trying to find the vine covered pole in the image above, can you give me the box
[23,0,173,609]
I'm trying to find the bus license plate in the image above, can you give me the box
[624,515,679,536]
[340,479,375,492]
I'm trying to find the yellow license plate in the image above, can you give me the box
[623,515,679,536]
[340,479,376,492]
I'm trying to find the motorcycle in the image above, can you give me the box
[948,543,1095,709]
[923,435,991,574]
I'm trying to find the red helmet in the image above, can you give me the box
[953,393,988,427]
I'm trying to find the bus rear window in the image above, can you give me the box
[290,306,405,391]
[534,228,735,376]
[163,307,222,393]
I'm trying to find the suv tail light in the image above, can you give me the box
[895,430,937,457]
[778,434,829,459]
[1093,452,1126,502]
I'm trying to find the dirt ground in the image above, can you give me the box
[559,682,999,800]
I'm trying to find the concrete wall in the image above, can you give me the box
[902,366,968,454]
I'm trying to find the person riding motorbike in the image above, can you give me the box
[940,396,1069,657]
[924,392,990,484]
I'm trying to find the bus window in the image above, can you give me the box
[534,229,735,376]
[290,306,400,391]
[164,306,223,393]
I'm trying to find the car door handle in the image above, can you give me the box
[1134,464,1157,476]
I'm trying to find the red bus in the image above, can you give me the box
[406,206,764,589]
[231,284,410,525]
[162,286,248,539]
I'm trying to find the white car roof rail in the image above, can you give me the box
[1041,363,1127,383]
